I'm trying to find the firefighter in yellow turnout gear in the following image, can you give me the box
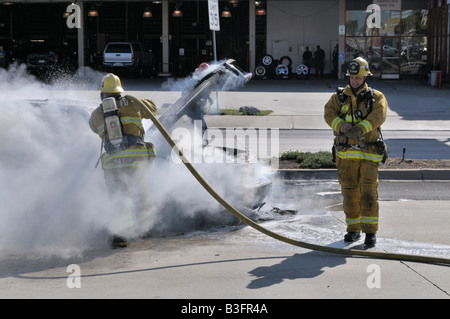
[324,57,388,247]
[89,73,157,248]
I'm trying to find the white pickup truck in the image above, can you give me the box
[102,42,153,76]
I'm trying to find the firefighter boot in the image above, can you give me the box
[364,233,377,248]
[344,231,361,242]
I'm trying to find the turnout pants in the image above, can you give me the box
[336,157,379,234]
[103,161,154,236]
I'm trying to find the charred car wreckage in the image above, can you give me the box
[145,59,273,228]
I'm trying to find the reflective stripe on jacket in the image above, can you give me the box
[89,95,157,169]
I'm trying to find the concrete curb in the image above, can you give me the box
[276,169,450,180]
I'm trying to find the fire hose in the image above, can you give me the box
[136,97,450,266]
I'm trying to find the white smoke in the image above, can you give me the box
[0,64,111,258]
[161,59,248,94]
[0,63,267,258]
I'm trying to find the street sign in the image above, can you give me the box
[208,0,220,31]
[208,0,220,111]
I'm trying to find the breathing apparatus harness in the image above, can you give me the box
[333,85,388,163]
[95,96,146,168]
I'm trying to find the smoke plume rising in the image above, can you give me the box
[0,63,265,258]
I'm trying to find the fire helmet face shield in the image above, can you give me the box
[346,57,373,77]
[100,73,124,94]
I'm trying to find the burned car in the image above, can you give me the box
[146,59,273,229]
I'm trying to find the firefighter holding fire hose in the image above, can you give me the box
[89,73,157,248]
[324,57,388,248]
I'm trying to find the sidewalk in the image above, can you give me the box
[277,167,450,181]
[201,78,450,131]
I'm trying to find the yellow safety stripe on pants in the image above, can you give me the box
[336,149,384,162]
[103,160,148,170]
[361,216,378,225]
[346,217,360,225]
[101,147,155,170]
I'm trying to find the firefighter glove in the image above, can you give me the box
[340,123,352,134]
[345,125,363,139]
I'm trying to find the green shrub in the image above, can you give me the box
[280,150,303,161]
[280,151,336,169]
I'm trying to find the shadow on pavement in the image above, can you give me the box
[247,250,347,289]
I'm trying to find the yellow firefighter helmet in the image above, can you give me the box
[100,73,124,94]
[346,57,373,77]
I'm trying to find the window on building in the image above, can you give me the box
[400,10,427,36]
[378,10,401,36]
[345,5,428,77]
[401,36,427,76]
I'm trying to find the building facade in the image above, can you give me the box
[0,0,447,81]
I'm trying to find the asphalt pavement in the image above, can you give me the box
[2,76,450,301]
[2,198,450,300]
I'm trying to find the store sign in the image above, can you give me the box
[366,4,381,28]
[372,0,401,11]
[66,3,81,29]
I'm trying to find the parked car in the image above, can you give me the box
[26,48,59,77]
[102,42,153,76]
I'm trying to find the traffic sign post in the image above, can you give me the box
[208,0,220,62]
[208,0,220,61]
[208,0,220,112]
